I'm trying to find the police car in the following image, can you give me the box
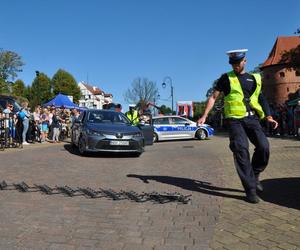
[152,115,214,142]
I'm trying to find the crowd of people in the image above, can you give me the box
[265,102,300,137]
[0,101,80,147]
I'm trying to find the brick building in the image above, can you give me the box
[260,36,300,105]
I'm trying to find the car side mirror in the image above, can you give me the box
[185,122,190,126]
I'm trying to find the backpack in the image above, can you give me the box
[18,111,26,120]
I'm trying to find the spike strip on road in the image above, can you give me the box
[0,180,191,204]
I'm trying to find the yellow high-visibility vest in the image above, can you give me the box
[126,110,139,125]
[224,71,265,119]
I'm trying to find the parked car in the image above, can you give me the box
[152,115,214,142]
[71,109,145,156]
[0,95,21,113]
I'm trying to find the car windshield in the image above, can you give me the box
[87,110,131,125]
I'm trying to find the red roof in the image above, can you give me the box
[82,83,104,95]
[261,36,300,68]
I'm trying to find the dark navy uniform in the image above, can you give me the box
[215,73,271,192]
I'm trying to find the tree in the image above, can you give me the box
[193,102,207,119]
[280,45,300,71]
[0,78,9,94]
[124,77,159,110]
[0,49,24,81]
[279,28,300,71]
[30,72,52,108]
[51,69,81,104]
[12,79,26,97]
[206,80,218,98]
[159,105,172,115]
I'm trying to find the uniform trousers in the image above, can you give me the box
[227,115,270,191]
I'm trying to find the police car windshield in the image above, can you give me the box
[87,110,131,124]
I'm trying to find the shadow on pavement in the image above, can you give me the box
[127,174,245,201]
[63,144,141,158]
[260,178,300,210]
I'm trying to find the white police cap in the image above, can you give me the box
[226,49,248,64]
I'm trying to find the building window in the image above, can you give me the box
[296,70,300,76]
[287,87,289,92]
[279,72,285,78]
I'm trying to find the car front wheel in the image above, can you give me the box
[78,136,87,155]
[196,129,207,140]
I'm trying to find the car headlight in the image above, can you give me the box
[86,129,103,136]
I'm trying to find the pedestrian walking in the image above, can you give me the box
[198,49,278,203]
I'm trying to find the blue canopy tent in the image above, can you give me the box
[43,93,80,109]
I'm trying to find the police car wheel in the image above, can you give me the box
[153,133,158,143]
[196,129,206,140]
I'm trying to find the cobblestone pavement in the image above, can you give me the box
[0,135,299,250]
[0,139,223,250]
[209,135,300,250]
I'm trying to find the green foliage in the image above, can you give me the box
[0,49,24,81]
[12,79,26,97]
[30,72,52,108]
[206,80,218,98]
[0,78,10,94]
[24,86,32,101]
[280,45,300,71]
[124,77,159,106]
[193,102,207,119]
[203,78,224,120]
[159,105,172,115]
[51,69,81,104]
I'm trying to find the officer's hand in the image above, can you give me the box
[197,116,207,126]
[266,116,278,129]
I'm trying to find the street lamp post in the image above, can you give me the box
[153,94,160,116]
[162,76,174,113]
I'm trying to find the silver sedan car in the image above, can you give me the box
[71,109,144,156]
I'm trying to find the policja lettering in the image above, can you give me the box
[197,49,278,204]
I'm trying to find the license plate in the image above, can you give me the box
[110,140,129,146]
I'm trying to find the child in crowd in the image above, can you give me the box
[40,108,49,143]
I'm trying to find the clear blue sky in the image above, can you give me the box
[1,0,299,111]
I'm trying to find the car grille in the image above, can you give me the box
[95,140,140,150]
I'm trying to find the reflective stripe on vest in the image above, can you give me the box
[224,71,265,119]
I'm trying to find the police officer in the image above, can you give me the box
[198,49,278,203]
[126,104,139,126]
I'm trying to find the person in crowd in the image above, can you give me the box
[3,103,13,114]
[287,106,294,135]
[51,109,61,143]
[3,104,13,141]
[48,107,54,140]
[197,49,278,203]
[33,106,41,124]
[19,101,30,145]
[115,104,122,112]
[40,108,49,143]
[70,109,80,128]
